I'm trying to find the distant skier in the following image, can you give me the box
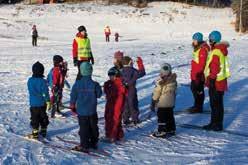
[103,67,127,143]
[150,63,177,138]
[104,26,111,42]
[187,32,210,113]
[27,61,51,139]
[203,31,230,131]
[115,32,119,42]
[70,62,102,152]
[31,25,38,47]
[121,56,145,125]
[47,55,69,118]
[72,25,94,80]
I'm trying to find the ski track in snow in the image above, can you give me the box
[0,2,248,164]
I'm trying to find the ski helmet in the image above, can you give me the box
[160,63,172,77]
[32,61,44,77]
[53,55,63,66]
[192,32,203,42]
[78,25,87,32]
[80,62,92,76]
[108,67,121,77]
[209,31,221,43]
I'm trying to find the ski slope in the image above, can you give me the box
[0,2,248,164]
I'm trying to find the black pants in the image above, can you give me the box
[191,80,205,110]
[78,114,99,149]
[32,36,37,46]
[106,35,110,42]
[30,106,49,130]
[157,107,176,132]
[209,88,224,127]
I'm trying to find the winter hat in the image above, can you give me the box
[53,55,63,66]
[108,67,121,77]
[78,25,87,32]
[32,61,44,77]
[160,63,172,77]
[114,51,124,61]
[122,56,132,66]
[192,32,203,42]
[80,62,93,76]
[209,30,222,43]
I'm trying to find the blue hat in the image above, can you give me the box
[80,62,92,76]
[209,31,221,43]
[192,32,203,42]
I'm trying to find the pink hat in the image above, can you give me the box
[114,51,124,60]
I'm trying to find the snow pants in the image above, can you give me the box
[209,88,224,128]
[32,36,37,46]
[105,108,124,140]
[78,114,99,149]
[191,80,205,111]
[30,106,49,130]
[105,35,110,42]
[157,107,176,132]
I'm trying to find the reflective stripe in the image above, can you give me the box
[192,48,201,64]
[75,37,92,60]
[204,49,230,81]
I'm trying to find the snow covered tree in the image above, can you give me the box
[232,0,248,32]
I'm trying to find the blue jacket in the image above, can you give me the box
[70,76,102,116]
[27,77,50,107]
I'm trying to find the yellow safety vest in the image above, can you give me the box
[192,48,201,64]
[75,37,92,60]
[204,49,230,81]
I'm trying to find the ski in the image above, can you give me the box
[56,136,111,157]
[177,123,248,138]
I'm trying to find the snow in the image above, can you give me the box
[0,1,248,164]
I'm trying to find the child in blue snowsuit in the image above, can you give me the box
[121,56,145,125]
[70,62,102,152]
[27,61,51,139]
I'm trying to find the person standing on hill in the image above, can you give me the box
[72,25,94,80]
[104,26,111,42]
[31,25,38,47]
[203,31,230,131]
[187,32,210,113]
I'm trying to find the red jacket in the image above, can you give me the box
[205,42,229,92]
[52,66,65,88]
[104,78,127,140]
[191,42,210,83]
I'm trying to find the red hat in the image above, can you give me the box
[114,51,124,60]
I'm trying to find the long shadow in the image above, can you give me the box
[48,125,78,137]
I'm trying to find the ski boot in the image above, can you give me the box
[202,123,213,130]
[27,129,39,139]
[40,128,47,138]
[187,106,202,113]
[72,145,89,153]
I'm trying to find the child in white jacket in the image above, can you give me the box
[150,63,177,138]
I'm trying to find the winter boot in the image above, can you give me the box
[27,129,39,139]
[212,124,223,132]
[202,123,213,130]
[187,107,203,113]
[152,131,167,138]
[72,145,89,153]
[40,127,47,138]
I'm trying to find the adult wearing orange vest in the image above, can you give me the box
[203,31,230,131]
[72,26,94,80]
[187,32,210,113]
[104,26,111,42]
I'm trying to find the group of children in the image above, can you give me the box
[27,51,178,152]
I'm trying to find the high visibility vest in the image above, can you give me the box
[204,49,230,81]
[75,37,92,60]
[192,48,201,64]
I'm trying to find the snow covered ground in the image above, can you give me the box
[0,2,248,164]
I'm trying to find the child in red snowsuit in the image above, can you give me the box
[104,67,127,142]
[48,55,68,118]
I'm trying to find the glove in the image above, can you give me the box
[90,57,95,65]
[209,78,216,90]
[73,57,78,67]
[136,56,145,71]
[70,104,77,115]
[46,101,51,111]
[150,99,156,112]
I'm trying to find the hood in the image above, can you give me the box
[159,73,177,85]
[213,41,229,56]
